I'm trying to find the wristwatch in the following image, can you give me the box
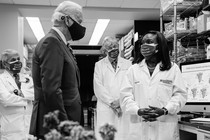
[162,107,168,115]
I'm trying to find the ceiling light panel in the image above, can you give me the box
[26,17,45,42]
[89,19,110,45]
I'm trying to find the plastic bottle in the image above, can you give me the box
[207,44,210,59]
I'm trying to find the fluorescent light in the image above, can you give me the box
[89,19,110,45]
[26,17,45,42]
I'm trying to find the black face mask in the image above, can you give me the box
[68,20,86,41]
[5,61,22,74]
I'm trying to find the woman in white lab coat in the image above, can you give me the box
[0,49,34,140]
[94,36,132,140]
[120,31,187,140]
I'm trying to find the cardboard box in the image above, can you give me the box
[207,16,210,30]
[197,14,210,33]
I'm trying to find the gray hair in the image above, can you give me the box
[52,1,83,24]
[1,49,19,63]
[101,36,119,52]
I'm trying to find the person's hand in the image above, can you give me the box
[110,100,120,110]
[148,106,165,118]
[112,107,122,117]
[137,108,153,116]
[139,106,165,122]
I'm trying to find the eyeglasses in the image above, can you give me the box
[106,44,119,52]
[67,15,82,24]
[8,57,20,64]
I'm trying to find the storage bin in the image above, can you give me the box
[197,14,210,33]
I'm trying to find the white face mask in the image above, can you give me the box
[140,43,158,59]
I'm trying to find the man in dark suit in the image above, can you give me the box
[29,1,86,139]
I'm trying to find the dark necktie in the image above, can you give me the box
[111,59,117,71]
[67,43,77,62]
[13,74,24,97]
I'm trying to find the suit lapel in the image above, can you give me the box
[49,29,80,87]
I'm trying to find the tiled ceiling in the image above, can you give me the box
[0,0,160,45]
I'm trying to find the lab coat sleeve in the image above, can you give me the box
[21,75,34,101]
[165,64,187,115]
[93,62,114,106]
[120,67,139,115]
[0,77,27,107]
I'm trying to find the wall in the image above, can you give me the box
[0,5,24,62]
[133,20,160,63]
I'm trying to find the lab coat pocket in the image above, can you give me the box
[0,114,24,135]
[157,82,173,106]
[134,82,144,104]
[130,114,142,123]
[128,122,145,140]
[158,122,179,140]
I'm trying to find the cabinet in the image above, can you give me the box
[160,0,202,63]
[197,129,210,140]
[119,28,134,61]
[179,122,210,140]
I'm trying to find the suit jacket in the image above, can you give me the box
[29,29,81,136]
[0,70,34,139]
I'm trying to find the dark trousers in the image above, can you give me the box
[36,135,45,140]
[64,100,83,125]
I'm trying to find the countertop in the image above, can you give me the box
[179,120,210,131]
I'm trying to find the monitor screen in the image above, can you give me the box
[180,59,210,112]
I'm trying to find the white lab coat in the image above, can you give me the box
[93,56,132,140]
[0,70,34,140]
[120,60,187,140]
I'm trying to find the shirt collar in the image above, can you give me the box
[108,57,118,63]
[139,59,161,68]
[52,27,67,45]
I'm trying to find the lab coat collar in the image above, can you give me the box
[104,55,122,63]
[2,70,19,89]
[104,55,124,73]
[3,70,14,79]
[139,59,161,78]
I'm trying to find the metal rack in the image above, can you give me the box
[160,0,202,63]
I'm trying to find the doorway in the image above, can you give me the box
[76,54,100,129]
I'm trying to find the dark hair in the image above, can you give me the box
[204,37,210,44]
[136,30,171,71]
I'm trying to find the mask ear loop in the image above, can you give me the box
[61,16,65,20]
[61,16,72,27]
[155,44,159,53]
